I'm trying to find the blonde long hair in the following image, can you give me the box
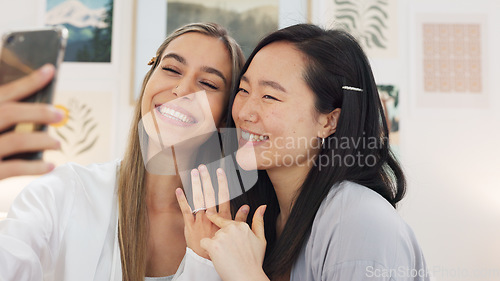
[117,22,244,280]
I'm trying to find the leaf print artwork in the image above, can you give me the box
[334,0,389,49]
[53,98,99,159]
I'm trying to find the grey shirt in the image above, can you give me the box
[291,181,429,281]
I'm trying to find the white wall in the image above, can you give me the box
[371,1,500,280]
[1,0,499,280]
[401,1,500,280]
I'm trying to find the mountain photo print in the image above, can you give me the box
[46,0,113,62]
[167,0,278,57]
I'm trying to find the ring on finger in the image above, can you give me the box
[192,207,207,215]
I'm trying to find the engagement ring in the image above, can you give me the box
[192,207,207,215]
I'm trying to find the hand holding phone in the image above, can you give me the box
[0,26,67,179]
[0,65,65,179]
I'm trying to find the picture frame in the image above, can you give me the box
[408,1,491,115]
[309,0,399,59]
[130,0,309,104]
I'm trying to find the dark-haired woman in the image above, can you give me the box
[179,24,429,281]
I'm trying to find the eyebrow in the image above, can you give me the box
[201,66,227,86]
[162,53,186,64]
[162,52,228,86]
[240,75,287,93]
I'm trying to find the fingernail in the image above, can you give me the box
[198,164,207,171]
[191,169,199,176]
[54,139,61,149]
[175,188,183,196]
[45,162,55,172]
[40,64,54,76]
[49,106,65,121]
[260,205,267,216]
[242,205,250,214]
[217,168,223,175]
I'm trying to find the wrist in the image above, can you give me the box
[240,269,269,281]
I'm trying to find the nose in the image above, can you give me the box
[172,77,197,99]
[235,95,258,123]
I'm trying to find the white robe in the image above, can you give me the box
[0,160,219,281]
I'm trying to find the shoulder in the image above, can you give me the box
[51,159,121,183]
[308,181,423,266]
[5,160,122,243]
[16,159,121,208]
[315,181,402,233]
[54,159,121,191]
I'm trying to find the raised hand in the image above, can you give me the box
[200,205,269,281]
[175,164,249,259]
[0,64,63,179]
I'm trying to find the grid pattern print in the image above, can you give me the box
[422,23,482,93]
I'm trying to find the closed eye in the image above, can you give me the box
[201,81,218,90]
[162,67,181,75]
[238,88,248,94]
[263,95,280,101]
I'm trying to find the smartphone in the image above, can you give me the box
[0,26,67,160]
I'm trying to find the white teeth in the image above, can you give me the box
[242,131,250,140]
[158,106,194,123]
[241,131,268,142]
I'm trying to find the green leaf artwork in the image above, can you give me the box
[334,0,389,49]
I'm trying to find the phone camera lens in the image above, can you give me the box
[6,35,15,45]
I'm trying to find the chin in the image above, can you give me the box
[235,149,259,171]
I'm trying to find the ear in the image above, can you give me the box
[317,108,341,138]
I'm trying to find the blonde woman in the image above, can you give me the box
[0,22,245,281]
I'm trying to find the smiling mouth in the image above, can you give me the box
[241,129,269,142]
[156,104,198,125]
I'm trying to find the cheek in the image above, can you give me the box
[140,93,151,117]
[231,96,242,121]
[265,110,287,140]
[140,74,160,115]
[267,110,315,146]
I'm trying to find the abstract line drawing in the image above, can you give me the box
[53,98,99,159]
[334,0,389,49]
[422,23,482,93]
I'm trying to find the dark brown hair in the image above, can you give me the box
[226,24,405,279]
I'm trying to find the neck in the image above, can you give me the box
[145,173,183,214]
[266,164,309,226]
[145,142,198,214]
[266,151,319,236]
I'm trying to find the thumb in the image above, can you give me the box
[251,205,267,241]
[200,237,211,252]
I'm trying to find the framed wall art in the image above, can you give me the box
[413,13,488,109]
[46,0,114,62]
